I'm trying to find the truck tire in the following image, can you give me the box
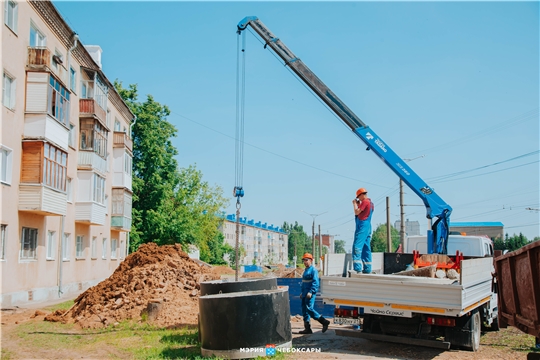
[446,309,481,351]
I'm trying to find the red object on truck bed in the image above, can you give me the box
[494,240,540,338]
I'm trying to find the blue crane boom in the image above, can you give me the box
[237,16,452,254]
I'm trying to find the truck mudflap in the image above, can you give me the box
[335,329,451,350]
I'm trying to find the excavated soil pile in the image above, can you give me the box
[46,243,219,329]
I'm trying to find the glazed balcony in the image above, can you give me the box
[111,188,132,231]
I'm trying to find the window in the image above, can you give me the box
[0,225,6,260]
[3,71,16,110]
[106,109,111,129]
[111,238,118,259]
[52,50,63,70]
[4,1,18,33]
[47,76,70,126]
[46,231,55,259]
[0,146,13,184]
[80,119,107,159]
[68,123,76,148]
[124,153,132,174]
[29,22,46,47]
[81,82,87,99]
[66,178,72,202]
[120,240,125,259]
[62,233,70,260]
[69,67,76,92]
[43,143,67,192]
[93,174,105,204]
[21,227,38,260]
[114,119,121,132]
[76,235,84,258]
[102,238,107,259]
[91,236,97,259]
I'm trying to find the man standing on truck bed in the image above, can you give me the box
[299,253,330,334]
[353,188,374,274]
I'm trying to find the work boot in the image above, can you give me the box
[298,321,313,334]
[317,316,331,333]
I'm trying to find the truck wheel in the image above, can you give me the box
[464,310,481,352]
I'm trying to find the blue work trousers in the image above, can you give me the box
[353,224,372,273]
[301,295,321,322]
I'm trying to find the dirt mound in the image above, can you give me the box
[210,265,235,275]
[241,271,263,278]
[47,243,219,329]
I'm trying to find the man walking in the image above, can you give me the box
[299,253,330,334]
[352,188,375,274]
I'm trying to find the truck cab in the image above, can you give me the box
[407,235,494,257]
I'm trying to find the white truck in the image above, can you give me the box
[321,235,498,351]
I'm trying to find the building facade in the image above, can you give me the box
[394,219,421,236]
[1,0,133,306]
[220,214,288,265]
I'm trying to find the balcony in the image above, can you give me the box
[113,132,133,152]
[27,47,69,87]
[79,98,107,127]
[27,47,51,68]
[111,188,132,232]
[19,184,67,216]
[78,151,108,175]
[75,201,106,225]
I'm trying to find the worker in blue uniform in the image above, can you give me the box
[299,253,330,334]
[353,188,375,273]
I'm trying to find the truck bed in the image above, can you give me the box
[321,257,494,317]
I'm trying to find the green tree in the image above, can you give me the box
[370,224,400,252]
[116,82,228,260]
[283,221,310,265]
[334,239,347,254]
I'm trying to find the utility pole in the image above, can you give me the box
[318,224,322,270]
[301,210,327,266]
[386,197,392,252]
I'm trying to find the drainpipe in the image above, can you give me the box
[129,115,137,136]
[127,115,136,256]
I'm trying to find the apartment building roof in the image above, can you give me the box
[222,214,287,234]
[29,0,134,122]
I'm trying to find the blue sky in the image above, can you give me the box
[55,1,539,248]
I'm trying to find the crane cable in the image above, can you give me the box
[234,29,247,281]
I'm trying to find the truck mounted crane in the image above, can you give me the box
[237,17,452,254]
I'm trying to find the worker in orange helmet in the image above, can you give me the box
[299,252,330,334]
[352,188,375,273]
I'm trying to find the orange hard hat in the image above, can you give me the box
[302,253,313,260]
[356,188,368,197]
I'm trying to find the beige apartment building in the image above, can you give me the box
[220,214,288,266]
[1,0,133,306]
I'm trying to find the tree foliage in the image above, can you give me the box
[282,221,311,265]
[115,82,229,262]
[493,233,531,252]
[334,240,347,254]
[371,224,400,252]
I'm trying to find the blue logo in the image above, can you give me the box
[266,344,276,356]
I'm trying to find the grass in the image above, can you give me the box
[9,300,290,359]
[45,299,75,311]
[481,326,539,353]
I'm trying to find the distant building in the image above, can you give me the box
[316,234,334,254]
[220,214,288,265]
[394,219,421,236]
[450,222,504,239]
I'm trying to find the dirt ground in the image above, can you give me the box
[1,305,536,359]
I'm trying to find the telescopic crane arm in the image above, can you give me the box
[237,16,452,254]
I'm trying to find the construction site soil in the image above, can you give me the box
[45,243,299,329]
[46,243,222,329]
